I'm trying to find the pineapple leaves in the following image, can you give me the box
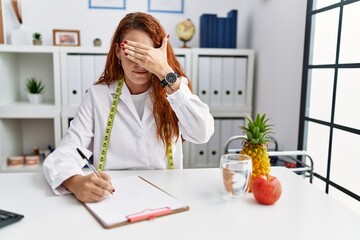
[240,112,275,145]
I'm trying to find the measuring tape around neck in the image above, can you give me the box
[98,78,174,171]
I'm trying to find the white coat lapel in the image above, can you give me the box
[109,81,141,123]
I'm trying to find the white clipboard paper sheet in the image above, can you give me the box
[84,175,189,229]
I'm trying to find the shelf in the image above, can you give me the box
[0,47,254,171]
[1,164,43,173]
[0,103,60,118]
[0,45,59,53]
[210,106,252,118]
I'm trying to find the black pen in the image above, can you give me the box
[76,148,114,195]
[76,148,101,178]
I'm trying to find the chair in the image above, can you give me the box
[223,135,314,183]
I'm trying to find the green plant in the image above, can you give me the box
[26,77,45,94]
[32,32,42,40]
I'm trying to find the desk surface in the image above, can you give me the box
[0,167,359,240]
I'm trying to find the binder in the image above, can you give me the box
[81,55,95,95]
[209,57,222,106]
[176,56,185,72]
[232,118,245,135]
[84,175,189,229]
[221,57,235,106]
[234,57,247,106]
[194,142,208,167]
[94,55,107,82]
[216,18,226,48]
[220,119,233,155]
[207,119,221,167]
[227,10,238,48]
[67,55,82,106]
[198,56,211,104]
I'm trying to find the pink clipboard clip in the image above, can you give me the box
[126,207,172,222]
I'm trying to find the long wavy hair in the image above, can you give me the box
[96,12,192,152]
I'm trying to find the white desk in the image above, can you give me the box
[0,167,359,240]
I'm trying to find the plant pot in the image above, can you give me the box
[33,39,42,45]
[28,93,43,104]
[93,39,102,47]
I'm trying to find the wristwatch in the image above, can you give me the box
[160,72,179,91]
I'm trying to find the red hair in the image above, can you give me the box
[97,12,192,152]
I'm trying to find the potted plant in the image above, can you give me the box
[26,77,45,104]
[32,32,42,45]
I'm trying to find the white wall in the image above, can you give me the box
[2,0,307,151]
[250,0,307,151]
[3,0,252,49]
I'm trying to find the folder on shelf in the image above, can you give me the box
[94,55,107,82]
[67,55,82,106]
[221,57,235,106]
[81,55,95,95]
[84,175,189,229]
[198,56,211,104]
[209,57,222,106]
[207,119,221,167]
[234,58,247,106]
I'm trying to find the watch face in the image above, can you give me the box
[165,72,178,84]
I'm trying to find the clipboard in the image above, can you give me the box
[84,175,190,229]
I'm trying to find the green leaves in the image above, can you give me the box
[26,77,45,94]
[240,112,275,145]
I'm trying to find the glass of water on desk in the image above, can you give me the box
[220,154,252,199]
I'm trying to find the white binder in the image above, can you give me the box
[207,119,221,167]
[194,143,208,167]
[234,58,247,106]
[176,56,185,73]
[197,56,210,104]
[209,57,222,106]
[220,119,233,155]
[221,57,235,106]
[94,55,107,82]
[232,118,245,136]
[67,55,82,106]
[81,55,95,95]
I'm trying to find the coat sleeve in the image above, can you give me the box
[167,77,214,144]
[43,91,95,195]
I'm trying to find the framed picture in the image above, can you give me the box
[53,29,80,46]
[148,0,184,13]
[89,0,126,10]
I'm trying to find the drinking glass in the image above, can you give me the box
[220,153,252,199]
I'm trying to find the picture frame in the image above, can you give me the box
[53,29,80,46]
[89,0,126,10]
[148,0,184,13]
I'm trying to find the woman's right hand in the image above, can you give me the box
[62,172,114,203]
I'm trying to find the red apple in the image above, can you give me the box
[252,175,282,205]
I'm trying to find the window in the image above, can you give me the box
[299,0,360,214]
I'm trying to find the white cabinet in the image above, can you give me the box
[0,45,62,172]
[187,48,254,168]
[0,46,254,171]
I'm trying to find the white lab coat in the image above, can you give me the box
[43,77,214,195]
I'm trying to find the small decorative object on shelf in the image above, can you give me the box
[32,32,42,45]
[26,77,45,104]
[93,38,102,47]
[7,156,24,167]
[175,19,195,48]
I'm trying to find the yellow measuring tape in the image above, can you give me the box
[98,78,174,171]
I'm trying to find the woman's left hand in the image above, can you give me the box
[121,35,173,79]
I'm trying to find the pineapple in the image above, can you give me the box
[240,112,274,191]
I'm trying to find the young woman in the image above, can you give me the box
[43,12,214,203]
